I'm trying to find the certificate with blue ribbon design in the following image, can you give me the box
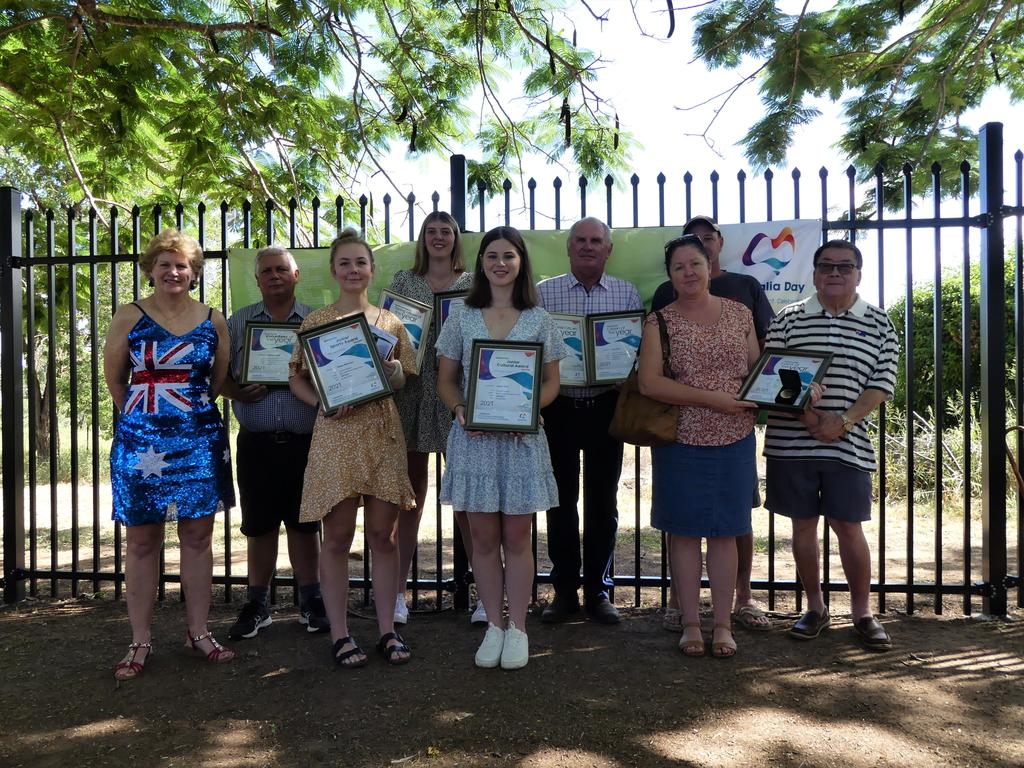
[585,310,644,385]
[465,340,544,433]
[298,313,392,415]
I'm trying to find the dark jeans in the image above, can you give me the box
[542,392,623,603]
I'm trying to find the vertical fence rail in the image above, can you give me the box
[979,123,1008,617]
[1,186,25,603]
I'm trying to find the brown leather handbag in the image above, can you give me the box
[608,311,678,447]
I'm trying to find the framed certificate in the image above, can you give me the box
[465,340,544,433]
[370,324,399,361]
[585,310,644,385]
[433,289,469,338]
[550,313,589,386]
[297,313,392,415]
[380,290,432,371]
[240,321,299,386]
[738,347,833,413]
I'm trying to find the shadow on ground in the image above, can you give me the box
[0,598,1021,767]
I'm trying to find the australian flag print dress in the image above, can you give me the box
[110,306,235,526]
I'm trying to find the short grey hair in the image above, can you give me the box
[254,246,298,277]
[567,217,612,245]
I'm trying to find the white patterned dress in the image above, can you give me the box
[435,305,565,515]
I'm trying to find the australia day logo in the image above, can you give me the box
[741,226,797,275]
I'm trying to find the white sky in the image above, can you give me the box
[364,2,1024,306]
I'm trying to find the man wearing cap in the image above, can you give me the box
[764,239,897,651]
[537,217,643,625]
[223,246,328,640]
[651,215,775,632]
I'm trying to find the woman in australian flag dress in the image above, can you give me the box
[104,229,236,681]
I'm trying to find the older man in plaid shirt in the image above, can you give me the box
[536,218,643,625]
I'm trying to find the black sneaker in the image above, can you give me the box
[299,595,330,634]
[229,600,272,639]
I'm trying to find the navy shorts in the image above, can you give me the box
[236,429,320,537]
[764,458,872,523]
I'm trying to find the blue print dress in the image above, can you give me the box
[110,306,235,526]
[436,305,564,515]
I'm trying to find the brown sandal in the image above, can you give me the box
[185,631,235,663]
[678,623,705,657]
[114,641,152,680]
[711,624,737,659]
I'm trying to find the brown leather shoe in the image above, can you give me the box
[853,615,892,652]
[788,607,831,640]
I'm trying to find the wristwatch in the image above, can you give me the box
[841,414,855,433]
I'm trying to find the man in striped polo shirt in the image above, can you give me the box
[223,246,328,640]
[763,240,898,651]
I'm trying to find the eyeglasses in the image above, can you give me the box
[814,262,858,275]
[664,234,703,254]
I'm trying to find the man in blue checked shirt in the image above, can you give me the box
[537,218,643,625]
[222,246,328,640]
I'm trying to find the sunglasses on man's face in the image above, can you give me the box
[814,262,858,275]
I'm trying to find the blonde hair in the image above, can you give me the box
[413,211,464,275]
[140,229,204,275]
[328,228,374,271]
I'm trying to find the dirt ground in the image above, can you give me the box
[1,596,1021,768]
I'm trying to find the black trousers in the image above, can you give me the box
[542,392,623,602]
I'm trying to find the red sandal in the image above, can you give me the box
[114,641,152,680]
[185,631,235,663]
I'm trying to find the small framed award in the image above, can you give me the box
[380,289,432,371]
[550,313,589,386]
[465,340,544,433]
[738,347,833,413]
[239,321,299,386]
[585,310,645,386]
[433,289,469,338]
[297,312,392,416]
[370,324,399,361]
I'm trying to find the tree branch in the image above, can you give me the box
[76,1,281,37]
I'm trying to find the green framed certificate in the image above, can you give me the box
[738,347,833,413]
[380,289,432,372]
[298,312,392,415]
[550,313,589,386]
[240,321,299,387]
[585,310,644,385]
[433,289,469,338]
[465,339,544,433]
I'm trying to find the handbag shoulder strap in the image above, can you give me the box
[654,310,673,378]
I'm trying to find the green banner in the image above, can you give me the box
[229,227,681,313]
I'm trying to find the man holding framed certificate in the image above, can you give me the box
[763,240,899,652]
[537,217,643,625]
[222,246,327,640]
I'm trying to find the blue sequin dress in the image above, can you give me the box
[110,306,235,526]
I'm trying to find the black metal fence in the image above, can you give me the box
[2,122,1021,615]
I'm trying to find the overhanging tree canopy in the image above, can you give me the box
[688,0,1023,205]
[0,1,627,212]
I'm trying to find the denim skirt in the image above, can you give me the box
[651,432,755,537]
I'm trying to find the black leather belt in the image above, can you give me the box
[566,391,616,409]
[241,428,305,444]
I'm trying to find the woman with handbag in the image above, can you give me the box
[637,234,759,659]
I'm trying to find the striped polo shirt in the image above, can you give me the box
[762,293,898,472]
[228,300,318,434]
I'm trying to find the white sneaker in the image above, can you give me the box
[474,623,505,668]
[500,620,529,670]
[394,594,409,625]
[471,600,488,626]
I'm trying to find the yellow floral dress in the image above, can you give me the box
[289,306,416,520]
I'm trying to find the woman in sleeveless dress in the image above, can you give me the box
[104,229,236,681]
